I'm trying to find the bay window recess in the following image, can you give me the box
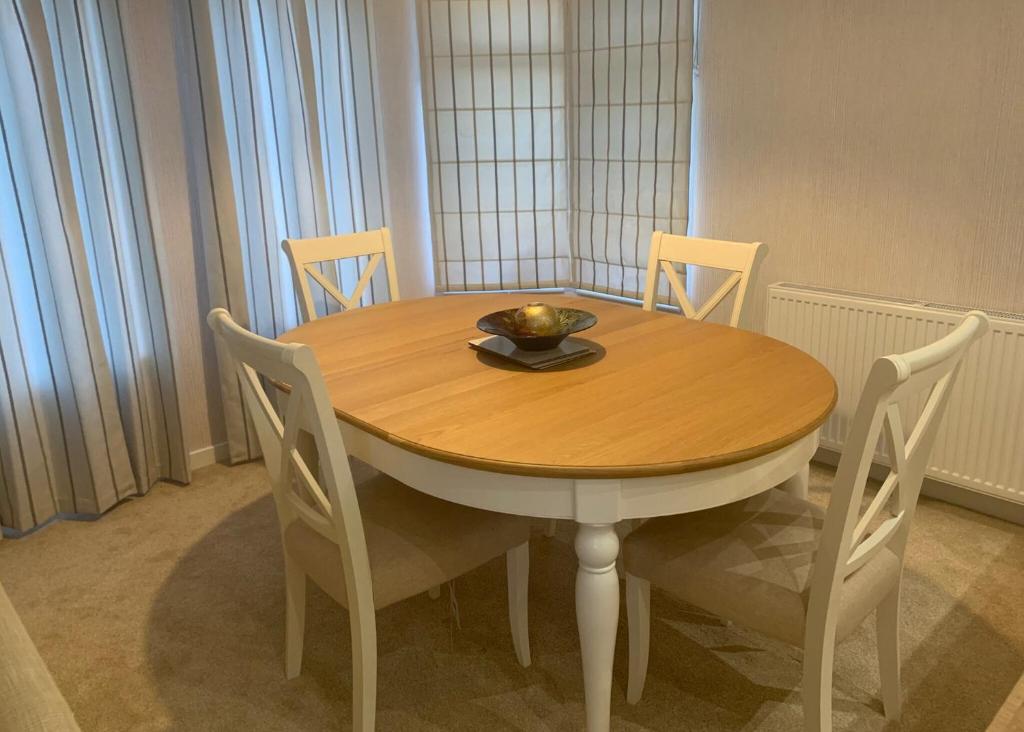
[419,0,694,298]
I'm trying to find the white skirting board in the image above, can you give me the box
[189,442,230,472]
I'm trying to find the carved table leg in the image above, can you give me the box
[575,523,620,731]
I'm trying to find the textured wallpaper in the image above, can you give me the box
[689,0,1024,330]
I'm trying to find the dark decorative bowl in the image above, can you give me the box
[477,306,598,351]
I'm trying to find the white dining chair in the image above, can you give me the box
[283,228,400,322]
[622,310,989,731]
[641,232,765,328]
[284,229,444,600]
[207,308,532,731]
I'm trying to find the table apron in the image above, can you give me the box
[341,422,819,523]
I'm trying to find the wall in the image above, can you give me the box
[690,0,1024,330]
[374,0,437,300]
[121,0,224,464]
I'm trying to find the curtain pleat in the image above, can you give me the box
[0,0,188,534]
[420,0,693,298]
[176,0,389,463]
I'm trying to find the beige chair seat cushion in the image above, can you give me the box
[284,473,531,610]
[623,488,902,647]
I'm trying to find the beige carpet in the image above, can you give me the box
[1,462,1021,731]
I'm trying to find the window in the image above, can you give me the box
[420,0,693,298]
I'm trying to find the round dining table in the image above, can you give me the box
[278,292,837,731]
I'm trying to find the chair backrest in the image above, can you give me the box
[283,228,401,322]
[641,232,765,328]
[808,310,990,620]
[206,308,374,618]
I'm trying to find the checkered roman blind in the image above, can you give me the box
[420,0,572,291]
[419,0,693,297]
[573,0,693,298]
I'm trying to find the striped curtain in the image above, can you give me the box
[420,0,693,297]
[0,0,188,534]
[177,0,388,462]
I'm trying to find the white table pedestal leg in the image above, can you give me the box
[781,461,810,500]
[575,523,620,732]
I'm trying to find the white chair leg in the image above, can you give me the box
[544,519,557,537]
[349,603,378,732]
[877,583,902,720]
[802,626,837,732]
[284,553,306,679]
[506,541,531,667]
[782,462,810,500]
[625,573,651,704]
[428,586,441,600]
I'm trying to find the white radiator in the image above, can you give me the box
[765,283,1024,505]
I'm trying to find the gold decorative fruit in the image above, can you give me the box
[513,302,561,336]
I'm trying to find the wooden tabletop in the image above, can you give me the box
[278,294,837,479]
